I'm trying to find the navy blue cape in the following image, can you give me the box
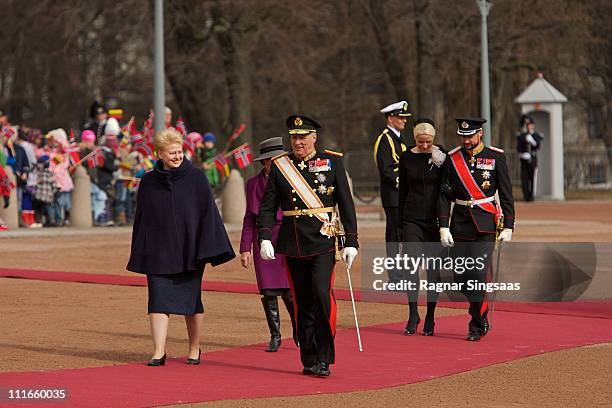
[127,160,235,275]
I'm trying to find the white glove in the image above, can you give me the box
[342,247,358,269]
[260,240,275,260]
[430,147,446,167]
[498,228,513,242]
[440,227,454,248]
[525,134,537,146]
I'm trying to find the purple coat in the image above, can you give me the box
[240,170,289,290]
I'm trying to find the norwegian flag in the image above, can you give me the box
[175,117,187,138]
[1,123,15,140]
[232,143,253,169]
[121,116,135,139]
[214,154,230,178]
[64,142,81,167]
[142,111,154,142]
[183,138,195,159]
[132,141,154,158]
[86,148,105,169]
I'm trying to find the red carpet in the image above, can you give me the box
[1,311,611,407]
[1,267,610,319]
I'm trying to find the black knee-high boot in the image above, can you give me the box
[261,296,281,352]
[281,290,299,347]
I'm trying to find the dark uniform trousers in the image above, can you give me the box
[520,158,537,202]
[285,252,336,365]
[451,233,495,336]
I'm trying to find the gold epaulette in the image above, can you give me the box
[271,151,289,161]
[324,149,343,157]
[489,146,505,153]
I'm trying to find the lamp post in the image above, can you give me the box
[153,0,165,133]
[477,0,492,145]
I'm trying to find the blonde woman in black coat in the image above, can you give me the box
[398,118,446,336]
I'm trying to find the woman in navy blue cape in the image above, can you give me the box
[127,128,235,366]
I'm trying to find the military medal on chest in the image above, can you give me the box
[481,180,491,190]
[297,161,307,171]
[476,158,495,170]
[482,170,491,180]
[468,156,476,166]
[309,158,331,172]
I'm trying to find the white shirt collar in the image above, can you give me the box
[387,126,401,138]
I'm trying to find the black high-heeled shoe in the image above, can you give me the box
[147,353,166,366]
[404,316,421,335]
[186,349,201,365]
[422,318,435,336]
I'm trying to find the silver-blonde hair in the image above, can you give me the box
[154,128,183,152]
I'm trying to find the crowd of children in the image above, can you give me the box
[0,104,225,230]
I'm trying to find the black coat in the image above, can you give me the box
[438,145,515,239]
[127,160,235,275]
[398,145,447,224]
[516,131,543,165]
[257,150,358,258]
[373,127,407,207]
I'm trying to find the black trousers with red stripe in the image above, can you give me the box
[285,252,337,366]
[451,233,495,336]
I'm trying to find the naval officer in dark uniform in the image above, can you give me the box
[373,101,411,245]
[257,115,358,377]
[438,117,515,341]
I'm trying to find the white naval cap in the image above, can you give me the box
[380,100,412,117]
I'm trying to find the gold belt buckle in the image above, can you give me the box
[466,199,474,207]
[299,209,308,216]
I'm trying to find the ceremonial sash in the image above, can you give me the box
[450,152,498,215]
[275,155,330,224]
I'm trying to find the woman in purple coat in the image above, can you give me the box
[240,137,297,352]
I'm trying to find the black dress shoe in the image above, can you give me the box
[266,337,281,352]
[147,353,166,366]
[302,364,317,375]
[186,349,201,365]
[466,334,481,342]
[482,319,490,337]
[315,362,331,377]
[404,316,421,335]
[422,316,435,336]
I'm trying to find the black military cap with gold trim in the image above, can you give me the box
[455,117,487,136]
[286,115,321,135]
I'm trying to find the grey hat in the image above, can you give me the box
[254,137,286,161]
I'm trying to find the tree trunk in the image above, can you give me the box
[211,2,253,153]
[359,0,411,103]
[414,0,435,118]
